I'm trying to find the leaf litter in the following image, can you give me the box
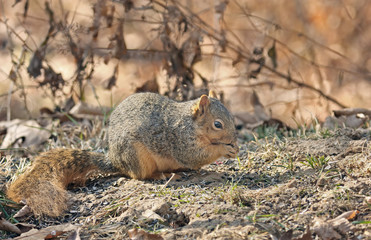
[0,124,371,239]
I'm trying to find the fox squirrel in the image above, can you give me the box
[6,92,238,217]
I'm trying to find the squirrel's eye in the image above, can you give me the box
[214,120,223,129]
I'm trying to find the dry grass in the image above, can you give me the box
[1,122,371,239]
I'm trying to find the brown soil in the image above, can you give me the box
[1,128,371,239]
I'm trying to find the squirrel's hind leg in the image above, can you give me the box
[109,141,184,180]
[109,141,153,179]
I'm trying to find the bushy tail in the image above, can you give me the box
[6,149,116,217]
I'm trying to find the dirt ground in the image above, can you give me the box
[1,127,371,239]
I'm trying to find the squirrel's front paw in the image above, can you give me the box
[224,143,239,158]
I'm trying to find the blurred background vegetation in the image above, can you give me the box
[0,0,370,127]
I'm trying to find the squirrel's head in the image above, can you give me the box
[192,91,239,159]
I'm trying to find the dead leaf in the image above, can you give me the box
[90,0,107,39]
[0,214,21,235]
[181,32,201,68]
[38,66,65,97]
[128,228,164,240]
[248,47,265,78]
[69,102,111,116]
[232,52,243,67]
[312,211,358,240]
[112,19,127,59]
[336,210,359,220]
[215,1,228,14]
[102,64,119,90]
[13,205,31,218]
[23,0,29,19]
[142,209,165,222]
[27,46,46,78]
[102,74,117,90]
[14,222,35,234]
[65,31,83,65]
[312,218,342,239]
[123,0,134,12]
[234,111,261,126]
[135,78,159,93]
[333,108,371,118]
[106,5,115,27]
[0,119,51,149]
[13,223,79,240]
[251,91,270,122]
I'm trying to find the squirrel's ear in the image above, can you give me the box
[192,95,210,118]
[208,90,218,99]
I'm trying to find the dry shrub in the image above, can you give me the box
[1,0,370,125]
